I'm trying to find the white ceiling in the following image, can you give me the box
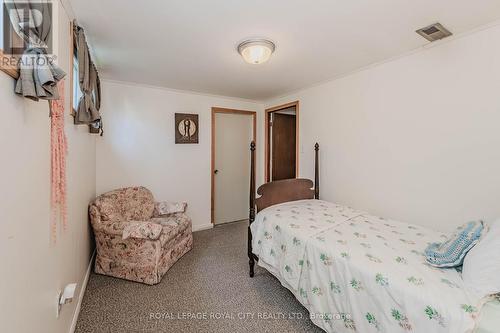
[69,0,500,101]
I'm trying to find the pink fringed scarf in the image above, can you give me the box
[50,81,68,242]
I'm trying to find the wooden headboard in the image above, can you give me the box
[255,178,315,212]
[247,141,319,277]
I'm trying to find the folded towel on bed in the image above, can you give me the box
[425,220,484,267]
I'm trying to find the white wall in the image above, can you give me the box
[0,2,96,333]
[96,81,264,231]
[266,24,500,232]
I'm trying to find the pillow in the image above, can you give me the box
[155,201,187,216]
[463,219,500,298]
[424,220,484,268]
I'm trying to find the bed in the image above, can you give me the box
[247,142,496,333]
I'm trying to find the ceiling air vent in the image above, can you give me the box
[416,23,452,42]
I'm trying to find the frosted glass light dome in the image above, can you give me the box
[237,39,276,65]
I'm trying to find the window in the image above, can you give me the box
[0,1,19,78]
[71,22,102,134]
[72,50,82,112]
[0,1,3,50]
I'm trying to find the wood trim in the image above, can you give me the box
[0,49,19,79]
[264,100,300,182]
[211,107,257,225]
[212,107,256,117]
[265,100,299,113]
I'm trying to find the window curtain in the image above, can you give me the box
[7,0,66,100]
[73,23,102,133]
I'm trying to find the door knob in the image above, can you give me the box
[214,169,219,174]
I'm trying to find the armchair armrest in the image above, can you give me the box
[122,221,163,240]
[96,220,163,240]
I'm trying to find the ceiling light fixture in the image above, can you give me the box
[237,39,276,65]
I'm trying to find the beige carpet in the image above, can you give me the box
[75,220,323,332]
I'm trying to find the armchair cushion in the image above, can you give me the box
[151,212,191,245]
[122,221,163,240]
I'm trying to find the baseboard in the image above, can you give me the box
[192,223,214,232]
[69,249,96,333]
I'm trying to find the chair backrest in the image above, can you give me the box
[92,186,155,222]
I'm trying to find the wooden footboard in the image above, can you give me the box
[248,142,319,277]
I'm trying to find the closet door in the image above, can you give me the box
[214,113,253,224]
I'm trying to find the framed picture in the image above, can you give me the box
[175,113,199,144]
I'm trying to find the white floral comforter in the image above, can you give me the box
[251,200,485,333]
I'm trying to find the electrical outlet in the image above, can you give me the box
[56,283,77,318]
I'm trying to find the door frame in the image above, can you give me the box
[211,107,257,225]
[265,100,299,182]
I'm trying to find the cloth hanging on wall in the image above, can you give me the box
[73,23,102,127]
[50,80,68,242]
[7,0,66,100]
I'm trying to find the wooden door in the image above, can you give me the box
[271,113,296,181]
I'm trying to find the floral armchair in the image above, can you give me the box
[89,186,193,285]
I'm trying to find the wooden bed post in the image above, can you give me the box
[248,141,256,277]
[314,143,320,200]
